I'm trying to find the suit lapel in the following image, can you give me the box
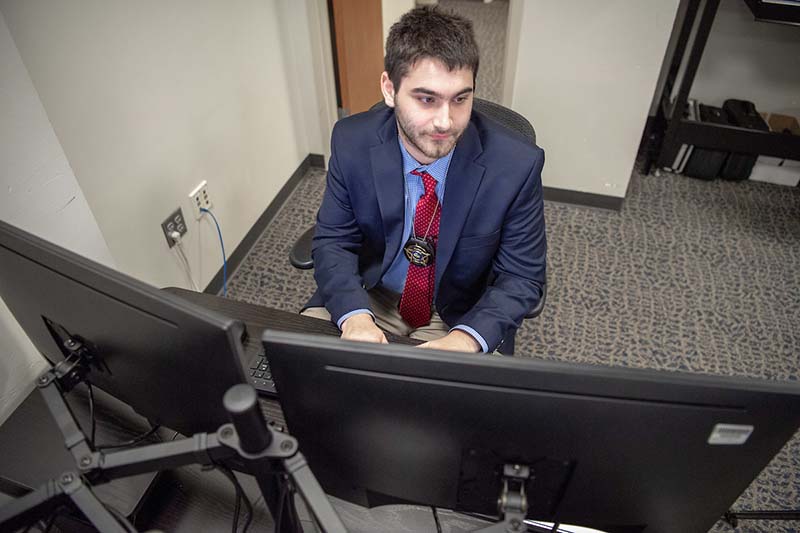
[436,121,485,287]
[369,116,405,275]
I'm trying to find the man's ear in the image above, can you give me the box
[380,72,396,108]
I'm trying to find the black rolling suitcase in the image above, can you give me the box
[684,104,730,180]
[721,99,770,181]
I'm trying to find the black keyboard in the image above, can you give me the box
[247,347,277,396]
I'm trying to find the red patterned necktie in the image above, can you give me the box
[399,169,441,328]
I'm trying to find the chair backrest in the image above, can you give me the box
[369,98,536,146]
[472,98,536,146]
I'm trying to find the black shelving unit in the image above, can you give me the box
[743,0,800,25]
[653,0,800,171]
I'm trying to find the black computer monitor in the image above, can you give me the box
[264,330,800,533]
[0,220,248,436]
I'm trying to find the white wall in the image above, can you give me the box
[691,0,800,116]
[382,0,415,52]
[0,0,332,289]
[507,0,679,198]
[0,11,115,425]
[502,0,524,107]
[277,0,338,162]
[309,0,340,155]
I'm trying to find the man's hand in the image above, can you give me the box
[418,330,481,353]
[341,313,388,344]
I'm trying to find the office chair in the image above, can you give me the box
[289,98,546,354]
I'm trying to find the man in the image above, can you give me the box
[303,6,546,354]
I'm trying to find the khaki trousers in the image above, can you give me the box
[301,286,449,342]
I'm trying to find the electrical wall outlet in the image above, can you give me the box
[188,180,212,219]
[161,207,187,248]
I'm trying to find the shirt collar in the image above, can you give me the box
[398,135,454,184]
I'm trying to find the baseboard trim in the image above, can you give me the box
[204,153,325,294]
[308,153,325,168]
[543,187,624,211]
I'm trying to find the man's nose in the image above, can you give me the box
[432,103,452,131]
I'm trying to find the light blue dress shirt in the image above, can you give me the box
[337,136,489,352]
[381,138,452,291]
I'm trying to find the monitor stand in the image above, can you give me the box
[472,463,535,533]
[0,336,347,533]
[0,380,160,527]
[471,463,581,533]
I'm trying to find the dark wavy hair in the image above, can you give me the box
[384,6,479,90]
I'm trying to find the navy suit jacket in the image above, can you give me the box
[308,106,546,351]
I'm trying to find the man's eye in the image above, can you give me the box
[454,96,469,104]
[419,97,434,104]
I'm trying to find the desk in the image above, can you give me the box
[163,287,420,428]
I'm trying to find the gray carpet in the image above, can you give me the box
[227,163,800,532]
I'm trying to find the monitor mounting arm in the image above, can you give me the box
[473,463,532,533]
[51,336,101,391]
[0,362,347,533]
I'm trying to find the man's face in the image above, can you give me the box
[381,58,474,165]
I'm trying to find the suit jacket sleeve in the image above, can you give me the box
[456,149,546,350]
[311,124,371,324]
